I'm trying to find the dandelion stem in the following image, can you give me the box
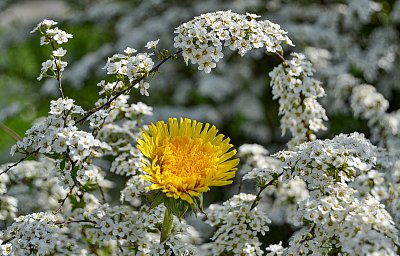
[160,208,174,243]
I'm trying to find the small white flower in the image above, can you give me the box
[1,243,12,255]
[145,39,160,49]
[139,82,150,96]
[266,241,284,256]
[52,48,67,57]
[124,47,137,55]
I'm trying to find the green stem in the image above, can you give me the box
[160,208,174,243]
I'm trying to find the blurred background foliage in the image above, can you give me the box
[0,0,399,166]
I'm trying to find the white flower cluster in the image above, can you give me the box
[93,96,152,152]
[351,84,389,121]
[269,53,327,148]
[91,82,153,132]
[84,205,197,255]
[1,212,84,255]
[0,173,16,223]
[386,160,400,226]
[265,242,284,256]
[351,169,388,201]
[238,144,309,226]
[287,184,398,255]
[120,174,150,207]
[174,10,293,73]
[89,94,152,180]
[11,98,84,154]
[349,84,400,227]
[350,84,400,151]
[276,133,376,190]
[204,193,271,255]
[239,143,282,185]
[103,45,157,96]
[31,19,72,81]
[0,195,17,223]
[11,98,110,189]
[276,133,399,255]
[0,158,66,223]
[263,177,309,226]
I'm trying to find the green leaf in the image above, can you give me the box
[69,195,86,211]
[59,159,65,170]
[164,197,189,220]
[157,49,170,60]
[146,190,166,210]
[190,194,205,215]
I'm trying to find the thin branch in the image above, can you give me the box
[275,52,286,63]
[57,185,75,213]
[49,39,65,99]
[0,150,38,176]
[249,176,279,211]
[55,219,97,225]
[1,236,15,245]
[98,184,107,204]
[78,51,181,124]
[75,49,183,125]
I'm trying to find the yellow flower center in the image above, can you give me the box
[161,136,216,185]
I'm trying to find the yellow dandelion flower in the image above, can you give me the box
[137,118,239,204]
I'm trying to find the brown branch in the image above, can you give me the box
[275,52,286,63]
[1,236,15,245]
[98,184,106,204]
[0,150,38,176]
[57,185,75,213]
[55,219,97,226]
[249,174,281,211]
[75,49,183,125]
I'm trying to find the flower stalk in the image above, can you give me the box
[160,208,174,243]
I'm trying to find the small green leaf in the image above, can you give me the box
[146,190,166,210]
[60,159,65,170]
[164,197,189,220]
[157,49,170,60]
[69,195,86,211]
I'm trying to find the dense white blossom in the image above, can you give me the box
[1,212,83,255]
[269,53,327,148]
[351,84,389,121]
[120,175,150,207]
[205,193,271,255]
[174,10,293,73]
[287,184,398,256]
[103,46,156,96]
[239,143,282,183]
[0,158,66,223]
[276,133,398,255]
[265,241,284,256]
[275,132,376,190]
[83,205,198,255]
[30,20,72,81]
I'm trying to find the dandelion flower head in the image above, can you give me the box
[137,118,239,204]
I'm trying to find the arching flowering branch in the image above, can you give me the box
[173,10,293,73]
[269,53,328,148]
[75,49,182,125]
[31,19,72,98]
